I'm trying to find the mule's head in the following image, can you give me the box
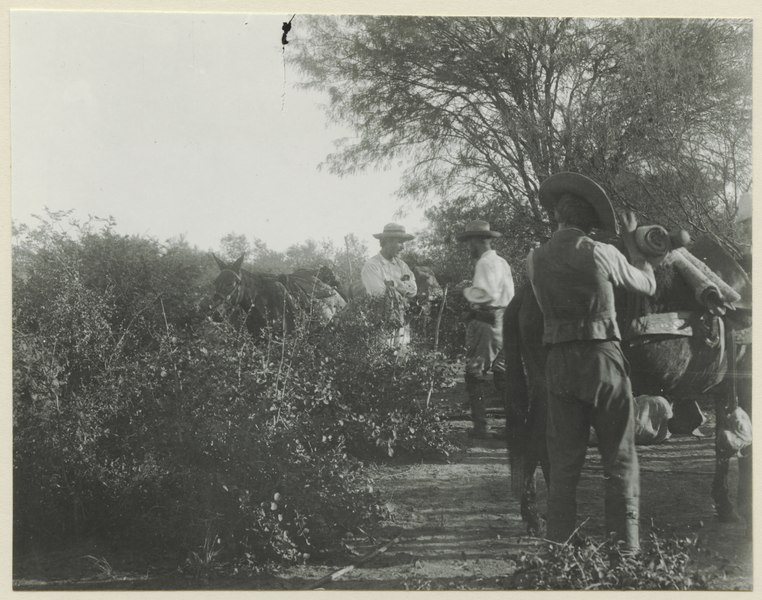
[209,253,245,319]
[316,265,341,289]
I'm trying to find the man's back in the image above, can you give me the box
[472,250,514,308]
[530,228,655,345]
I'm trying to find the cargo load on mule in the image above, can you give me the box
[503,182,752,536]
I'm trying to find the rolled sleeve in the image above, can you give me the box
[595,243,656,296]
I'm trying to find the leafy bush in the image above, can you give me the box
[511,529,716,590]
[13,212,458,572]
[12,214,383,568]
[314,296,461,460]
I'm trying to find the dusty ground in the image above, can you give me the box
[270,417,752,590]
[13,385,753,591]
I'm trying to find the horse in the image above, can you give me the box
[503,233,752,535]
[210,256,346,337]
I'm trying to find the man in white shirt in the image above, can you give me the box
[361,223,418,348]
[458,220,515,438]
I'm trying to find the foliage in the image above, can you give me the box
[293,16,751,261]
[216,231,368,298]
[13,211,458,572]
[511,529,717,590]
[12,213,384,569]
[315,296,461,460]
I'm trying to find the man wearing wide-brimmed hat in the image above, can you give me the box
[527,172,656,552]
[458,220,515,438]
[361,223,418,347]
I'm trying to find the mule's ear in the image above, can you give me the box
[212,253,227,271]
[231,254,245,273]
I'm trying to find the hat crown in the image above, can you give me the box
[373,222,415,240]
[465,220,491,233]
[456,219,502,239]
[382,222,406,234]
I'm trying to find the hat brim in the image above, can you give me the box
[463,286,492,304]
[456,230,502,241]
[539,172,619,235]
[373,233,415,241]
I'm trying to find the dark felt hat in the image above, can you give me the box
[539,172,619,235]
[456,220,503,241]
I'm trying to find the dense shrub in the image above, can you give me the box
[511,529,716,590]
[315,297,460,460]
[13,212,458,570]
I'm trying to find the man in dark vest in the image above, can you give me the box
[527,172,656,552]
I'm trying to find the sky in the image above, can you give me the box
[10,11,428,253]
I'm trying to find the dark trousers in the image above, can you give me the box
[545,340,640,550]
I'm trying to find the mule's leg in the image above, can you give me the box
[520,464,541,536]
[520,449,550,537]
[737,348,752,527]
[738,451,752,527]
[712,456,739,522]
[712,396,740,522]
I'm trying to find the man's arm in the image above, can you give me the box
[600,209,656,296]
[595,243,656,296]
[396,260,418,298]
[503,262,515,306]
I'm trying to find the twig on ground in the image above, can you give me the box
[563,518,591,546]
[305,536,400,589]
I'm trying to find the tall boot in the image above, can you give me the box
[465,373,488,434]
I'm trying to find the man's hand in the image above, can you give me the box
[619,210,639,234]
[619,210,649,268]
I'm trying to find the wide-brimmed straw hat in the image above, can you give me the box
[456,220,502,241]
[373,222,415,241]
[539,172,619,235]
[463,286,492,305]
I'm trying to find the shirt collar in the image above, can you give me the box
[553,227,587,240]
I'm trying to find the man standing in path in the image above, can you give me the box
[361,223,418,348]
[458,220,514,438]
[527,172,656,552]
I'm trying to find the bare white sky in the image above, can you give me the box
[10,10,427,252]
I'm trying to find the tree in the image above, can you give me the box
[217,233,290,273]
[292,16,751,266]
[218,232,252,263]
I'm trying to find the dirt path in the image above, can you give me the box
[14,402,752,590]
[272,415,752,590]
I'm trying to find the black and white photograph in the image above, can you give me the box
[7,0,755,592]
